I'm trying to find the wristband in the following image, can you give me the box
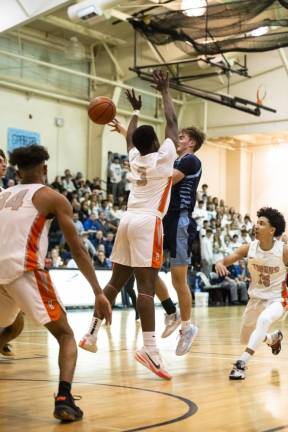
[133,110,140,116]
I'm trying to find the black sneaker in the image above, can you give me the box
[0,344,15,357]
[229,360,246,380]
[54,394,83,422]
[268,330,283,355]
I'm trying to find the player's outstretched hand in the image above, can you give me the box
[125,89,142,111]
[152,69,169,92]
[108,118,127,137]
[215,262,229,277]
[95,293,112,324]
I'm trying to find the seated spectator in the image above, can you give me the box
[81,232,96,258]
[83,213,98,231]
[104,232,115,257]
[243,214,253,232]
[73,212,84,235]
[227,261,249,304]
[79,200,91,221]
[94,230,105,249]
[94,250,112,269]
[62,169,76,192]
[240,229,251,244]
[209,272,242,305]
[200,229,213,276]
[229,234,241,255]
[193,200,208,228]
[51,175,63,192]
[50,247,64,268]
[95,211,116,234]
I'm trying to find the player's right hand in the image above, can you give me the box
[95,293,112,325]
[215,262,229,277]
[108,118,127,137]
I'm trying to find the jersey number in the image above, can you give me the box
[0,189,28,211]
[136,167,147,186]
[258,272,270,287]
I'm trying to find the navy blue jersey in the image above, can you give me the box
[167,153,202,213]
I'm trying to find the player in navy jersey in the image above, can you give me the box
[155,127,205,355]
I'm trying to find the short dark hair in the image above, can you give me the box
[132,125,158,154]
[181,127,206,152]
[257,207,286,237]
[9,145,49,170]
[0,149,6,161]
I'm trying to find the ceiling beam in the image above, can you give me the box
[40,15,126,46]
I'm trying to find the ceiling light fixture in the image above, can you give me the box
[181,0,206,17]
[249,26,269,37]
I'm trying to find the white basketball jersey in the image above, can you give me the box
[247,239,287,300]
[0,184,51,284]
[127,138,177,217]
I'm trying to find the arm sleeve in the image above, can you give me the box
[176,154,201,176]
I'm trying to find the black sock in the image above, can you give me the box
[58,381,71,397]
[161,298,176,315]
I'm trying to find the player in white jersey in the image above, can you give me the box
[0,149,22,358]
[79,71,178,380]
[0,145,112,421]
[216,207,288,380]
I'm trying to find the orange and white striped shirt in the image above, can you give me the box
[127,138,177,218]
[0,184,51,284]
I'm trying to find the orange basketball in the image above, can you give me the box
[88,96,116,125]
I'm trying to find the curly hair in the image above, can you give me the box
[257,207,286,237]
[0,149,6,161]
[180,127,206,152]
[9,145,49,170]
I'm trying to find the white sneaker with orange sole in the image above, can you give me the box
[78,334,97,353]
[135,347,172,380]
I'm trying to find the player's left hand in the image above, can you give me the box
[125,89,142,110]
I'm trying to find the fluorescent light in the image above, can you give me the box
[181,0,206,17]
[249,26,269,37]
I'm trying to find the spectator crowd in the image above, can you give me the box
[1,153,263,306]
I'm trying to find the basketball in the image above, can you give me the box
[88,96,116,125]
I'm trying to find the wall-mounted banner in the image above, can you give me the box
[7,128,40,153]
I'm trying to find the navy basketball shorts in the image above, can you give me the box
[163,211,197,266]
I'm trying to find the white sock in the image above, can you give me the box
[181,320,191,331]
[143,331,157,352]
[239,351,252,364]
[88,317,102,338]
[265,333,272,345]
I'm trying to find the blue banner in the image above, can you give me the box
[7,128,40,153]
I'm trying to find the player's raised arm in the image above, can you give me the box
[125,89,142,153]
[152,70,178,145]
[215,244,249,277]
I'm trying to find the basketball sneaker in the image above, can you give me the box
[54,394,83,422]
[175,324,198,356]
[0,344,15,357]
[78,334,97,353]
[161,311,181,338]
[268,330,283,355]
[135,347,172,380]
[229,360,246,380]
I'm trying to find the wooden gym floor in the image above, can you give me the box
[0,306,288,432]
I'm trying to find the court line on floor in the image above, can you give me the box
[262,426,288,431]
[0,378,198,432]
